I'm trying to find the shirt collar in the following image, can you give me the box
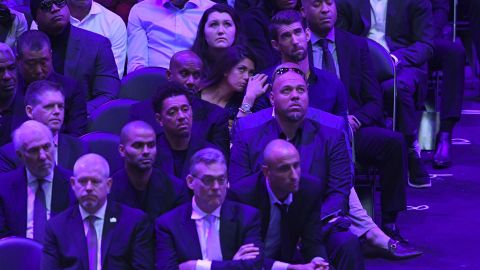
[79,200,108,221]
[26,167,54,184]
[311,27,335,45]
[70,2,102,23]
[53,134,59,147]
[163,0,199,10]
[191,197,221,220]
[273,119,305,142]
[266,178,293,206]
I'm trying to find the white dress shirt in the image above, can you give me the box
[25,168,54,239]
[265,179,293,270]
[127,0,215,73]
[191,197,222,270]
[368,0,390,51]
[31,2,127,78]
[310,29,341,79]
[79,201,107,270]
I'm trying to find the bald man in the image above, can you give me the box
[229,139,335,270]
[129,50,229,154]
[110,121,189,220]
[0,120,75,241]
[43,153,155,270]
[0,43,26,146]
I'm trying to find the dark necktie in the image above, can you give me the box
[33,179,47,242]
[86,216,98,270]
[275,203,289,260]
[318,39,337,75]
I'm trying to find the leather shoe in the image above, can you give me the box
[407,151,431,188]
[361,239,423,260]
[433,132,451,168]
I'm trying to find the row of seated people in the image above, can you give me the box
[0,0,470,170]
[0,60,426,270]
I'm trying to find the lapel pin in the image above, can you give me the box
[110,217,117,223]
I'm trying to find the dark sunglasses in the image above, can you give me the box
[40,0,67,12]
[272,67,306,82]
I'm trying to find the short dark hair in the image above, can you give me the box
[16,30,51,58]
[24,80,64,107]
[269,10,307,41]
[152,81,192,114]
[200,45,256,89]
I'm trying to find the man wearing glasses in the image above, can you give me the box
[230,62,364,270]
[155,147,264,270]
[29,0,119,113]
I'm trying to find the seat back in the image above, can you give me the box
[366,39,394,82]
[0,237,43,270]
[120,67,168,100]
[89,99,138,134]
[79,132,123,173]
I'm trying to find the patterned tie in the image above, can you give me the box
[86,216,98,270]
[318,39,337,75]
[275,203,289,259]
[33,178,47,242]
[205,215,222,261]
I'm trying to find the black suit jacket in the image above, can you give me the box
[129,97,230,155]
[42,200,154,269]
[230,118,351,219]
[155,200,264,269]
[154,134,220,180]
[61,25,120,113]
[0,91,30,146]
[227,172,324,269]
[0,166,75,238]
[110,168,190,220]
[336,0,434,67]
[333,29,385,127]
[0,134,87,173]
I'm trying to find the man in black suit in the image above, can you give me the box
[30,0,119,113]
[43,153,154,269]
[0,80,87,172]
[229,139,340,270]
[155,147,263,269]
[129,50,230,154]
[110,120,189,220]
[153,82,221,180]
[0,43,27,146]
[0,120,75,241]
[330,0,434,187]
[16,30,87,136]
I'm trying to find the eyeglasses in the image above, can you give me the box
[272,67,306,82]
[39,0,67,12]
[192,175,228,186]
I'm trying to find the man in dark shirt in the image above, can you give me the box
[16,30,87,136]
[110,120,189,220]
[153,82,218,179]
[0,43,24,146]
[30,0,119,113]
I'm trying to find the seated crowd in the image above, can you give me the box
[0,0,475,269]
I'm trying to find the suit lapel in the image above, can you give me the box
[299,121,316,173]
[334,29,350,90]
[64,27,82,78]
[69,207,89,270]
[101,202,117,267]
[51,167,72,215]
[156,136,174,176]
[360,0,371,35]
[219,202,238,260]
[11,168,27,235]
[181,204,202,259]
[258,178,271,240]
[57,135,73,170]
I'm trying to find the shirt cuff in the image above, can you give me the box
[351,115,362,127]
[195,260,212,270]
[272,260,290,270]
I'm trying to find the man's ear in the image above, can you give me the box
[186,174,195,190]
[305,27,311,42]
[166,69,172,80]
[155,113,163,126]
[262,165,269,179]
[118,144,125,157]
[271,39,280,52]
[25,105,33,119]
[269,91,275,107]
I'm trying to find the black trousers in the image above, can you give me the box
[470,0,480,65]
[324,223,365,270]
[354,127,407,214]
[429,39,466,122]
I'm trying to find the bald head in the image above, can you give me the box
[71,153,112,214]
[272,62,306,87]
[13,120,54,178]
[168,50,203,91]
[120,121,155,144]
[0,43,14,59]
[263,139,299,167]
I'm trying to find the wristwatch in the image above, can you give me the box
[239,103,252,114]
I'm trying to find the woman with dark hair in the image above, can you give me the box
[191,4,244,75]
[198,45,268,126]
[0,4,27,48]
